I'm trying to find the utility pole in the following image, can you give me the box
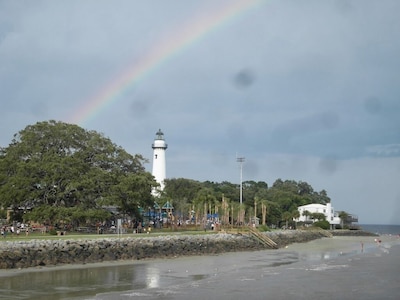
[237,156,245,205]
[237,156,245,225]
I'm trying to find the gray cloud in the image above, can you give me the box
[1,0,400,224]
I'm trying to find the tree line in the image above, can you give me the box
[0,120,331,230]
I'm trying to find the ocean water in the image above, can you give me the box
[360,224,400,235]
[0,229,399,300]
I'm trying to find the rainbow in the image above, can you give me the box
[68,0,263,125]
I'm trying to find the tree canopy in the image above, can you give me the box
[162,178,330,228]
[0,120,156,226]
[0,120,333,229]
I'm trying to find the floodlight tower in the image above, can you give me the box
[152,129,168,193]
[237,156,245,205]
[237,156,245,225]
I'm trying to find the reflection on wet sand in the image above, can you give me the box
[0,236,398,300]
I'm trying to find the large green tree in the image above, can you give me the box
[0,120,156,224]
[164,178,202,201]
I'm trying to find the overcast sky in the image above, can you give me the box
[1,0,399,225]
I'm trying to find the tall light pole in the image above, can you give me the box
[237,156,245,205]
[237,156,245,225]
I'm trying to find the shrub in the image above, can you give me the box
[257,225,270,232]
[312,220,330,230]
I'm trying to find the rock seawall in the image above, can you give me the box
[0,230,374,269]
[331,230,378,236]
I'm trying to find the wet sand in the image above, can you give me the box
[0,235,399,299]
[93,235,400,300]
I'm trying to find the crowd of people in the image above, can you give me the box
[1,223,29,238]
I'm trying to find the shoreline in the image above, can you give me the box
[1,232,399,300]
[0,229,377,270]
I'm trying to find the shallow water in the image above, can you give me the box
[1,236,399,300]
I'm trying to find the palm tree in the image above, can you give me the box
[291,209,300,229]
[302,210,311,223]
[221,195,230,226]
[230,201,240,226]
[261,200,268,225]
[338,211,349,229]
[312,212,326,222]
[193,188,217,230]
[254,196,269,226]
[247,206,254,225]
[282,211,292,229]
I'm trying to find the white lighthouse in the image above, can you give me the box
[151,129,167,194]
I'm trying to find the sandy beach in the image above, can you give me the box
[0,233,399,299]
[104,235,398,300]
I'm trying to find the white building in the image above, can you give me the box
[296,202,341,229]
